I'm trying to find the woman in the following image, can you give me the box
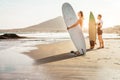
[97,14,104,48]
[67,11,84,30]
[67,11,84,55]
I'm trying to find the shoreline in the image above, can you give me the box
[23,38,120,80]
[0,38,120,80]
[24,37,120,52]
[24,38,120,60]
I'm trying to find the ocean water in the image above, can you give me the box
[0,32,120,73]
[0,32,120,52]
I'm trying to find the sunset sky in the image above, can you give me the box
[0,0,120,29]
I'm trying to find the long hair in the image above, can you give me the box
[79,11,84,18]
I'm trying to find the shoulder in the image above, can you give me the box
[97,19,103,23]
[78,18,83,22]
[100,19,103,22]
[100,20,103,24]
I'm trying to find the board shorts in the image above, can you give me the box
[97,29,103,35]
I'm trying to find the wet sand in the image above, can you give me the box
[0,39,120,80]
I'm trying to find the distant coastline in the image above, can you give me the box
[0,16,120,34]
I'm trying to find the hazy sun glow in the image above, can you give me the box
[0,0,120,29]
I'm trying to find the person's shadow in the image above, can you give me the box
[34,48,100,65]
[34,52,78,65]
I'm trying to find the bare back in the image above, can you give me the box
[77,18,83,27]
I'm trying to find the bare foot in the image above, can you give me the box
[102,46,104,48]
[97,47,102,49]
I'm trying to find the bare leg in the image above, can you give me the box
[98,35,102,48]
[101,35,104,48]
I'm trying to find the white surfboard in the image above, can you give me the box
[62,3,86,54]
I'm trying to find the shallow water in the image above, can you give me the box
[0,33,120,80]
[0,32,119,56]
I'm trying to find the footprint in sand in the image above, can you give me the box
[105,47,109,49]
[103,57,111,60]
[97,57,111,61]
[85,57,91,59]
[87,60,97,63]
[114,62,120,65]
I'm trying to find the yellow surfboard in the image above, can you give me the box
[89,12,96,49]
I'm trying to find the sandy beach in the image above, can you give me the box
[1,38,120,80]
[1,0,120,80]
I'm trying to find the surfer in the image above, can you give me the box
[97,14,104,49]
[67,11,84,56]
[67,11,84,30]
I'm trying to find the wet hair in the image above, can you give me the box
[98,14,102,18]
[79,11,84,18]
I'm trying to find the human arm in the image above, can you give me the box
[97,20,103,28]
[97,23,102,28]
[67,20,79,30]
